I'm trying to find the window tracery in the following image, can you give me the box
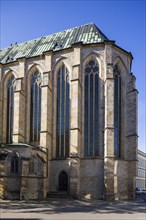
[84,60,99,157]
[114,65,121,158]
[56,65,70,158]
[30,71,42,144]
[7,76,15,143]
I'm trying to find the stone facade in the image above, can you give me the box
[0,24,138,200]
[0,144,47,199]
[136,149,146,189]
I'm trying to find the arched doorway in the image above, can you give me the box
[59,171,68,191]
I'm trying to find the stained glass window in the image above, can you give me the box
[30,72,42,144]
[7,76,15,143]
[84,60,99,157]
[56,65,70,158]
[114,65,121,158]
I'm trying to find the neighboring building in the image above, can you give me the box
[136,149,146,189]
[0,23,138,200]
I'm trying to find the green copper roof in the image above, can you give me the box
[0,23,109,64]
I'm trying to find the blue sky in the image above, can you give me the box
[0,0,145,152]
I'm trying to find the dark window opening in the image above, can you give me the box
[30,72,42,144]
[84,60,99,157]
[53,42,62,50]
[56,65,70,158]
[6,76,15,143]
[11,156,19,174]
[59,171,68,191]
[114,65,121,158]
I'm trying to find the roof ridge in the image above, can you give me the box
[0,22,95,50]
[0,23,109,64]
[93,24,109,41]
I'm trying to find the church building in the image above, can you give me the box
[0,23,138,200]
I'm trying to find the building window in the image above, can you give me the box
[7,76,15,143]
[114,65,121,158]
[84,60,99,157]
[30,72,42,144]
[56,65,70,158]
[11,155,19,173]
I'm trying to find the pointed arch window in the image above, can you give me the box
[56,65,70,158]
[114,65,121,158]
[7,76,15,143]
[84,60,99,157]
[30,72,42,144]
